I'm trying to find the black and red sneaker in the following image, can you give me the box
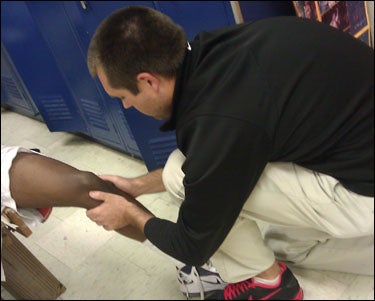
[207,262,303,300]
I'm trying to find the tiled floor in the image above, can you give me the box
[1,108,374,300]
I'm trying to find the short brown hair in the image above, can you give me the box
[87,6,187,94]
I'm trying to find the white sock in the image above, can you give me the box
[253,273,280,286]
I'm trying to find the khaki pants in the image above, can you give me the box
[162,149,374,282]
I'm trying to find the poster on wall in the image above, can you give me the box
[293,1,372,47]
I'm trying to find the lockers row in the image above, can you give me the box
[1,1,295,170]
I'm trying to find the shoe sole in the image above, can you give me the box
[292,287,304,300]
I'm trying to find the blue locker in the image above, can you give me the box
[1,1,88,134]
[25,1,139,154]
[1,43,40,119]
[156,1,236,40]
[60,1,160,164]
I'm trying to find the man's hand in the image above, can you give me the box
[98,175,140,197]
[86,190,154,232]
[86,191,129,230]
[98,168,165,198]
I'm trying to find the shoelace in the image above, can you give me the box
[224,278,256,300]
[177,260,221,300]
[177,266,205,300]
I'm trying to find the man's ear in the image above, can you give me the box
[137,72,159,92]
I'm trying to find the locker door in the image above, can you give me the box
[60,1,159,159]
[26,1,130,151]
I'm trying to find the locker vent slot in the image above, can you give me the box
[39,96,73,121]
[2,76,23,100]
[80,98,110,131]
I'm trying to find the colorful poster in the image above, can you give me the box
[293,1,372,47]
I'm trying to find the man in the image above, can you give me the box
[85,6,374,300]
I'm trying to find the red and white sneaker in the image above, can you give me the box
[36,207,53,222]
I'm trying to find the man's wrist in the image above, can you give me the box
[127,202,154,233]
[132,168,165,195]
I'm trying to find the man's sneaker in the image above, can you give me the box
[207,262,303,300]
[36,207,53,222]
[177,260,227,299]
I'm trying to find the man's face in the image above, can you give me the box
[97,67,173,120]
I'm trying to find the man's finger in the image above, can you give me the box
[103,224,113,231]
[89,190,104,200]
[89,190,120,201]
[86,207,98,219]
[87,192,126,215]
[97,174,116,182]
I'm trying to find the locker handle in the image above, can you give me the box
[80,1,87,10]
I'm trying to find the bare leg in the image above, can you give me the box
[8,152,147,242]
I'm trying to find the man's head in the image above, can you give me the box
[87,6,186,118]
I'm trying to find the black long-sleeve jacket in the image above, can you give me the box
[144,16,374,266]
